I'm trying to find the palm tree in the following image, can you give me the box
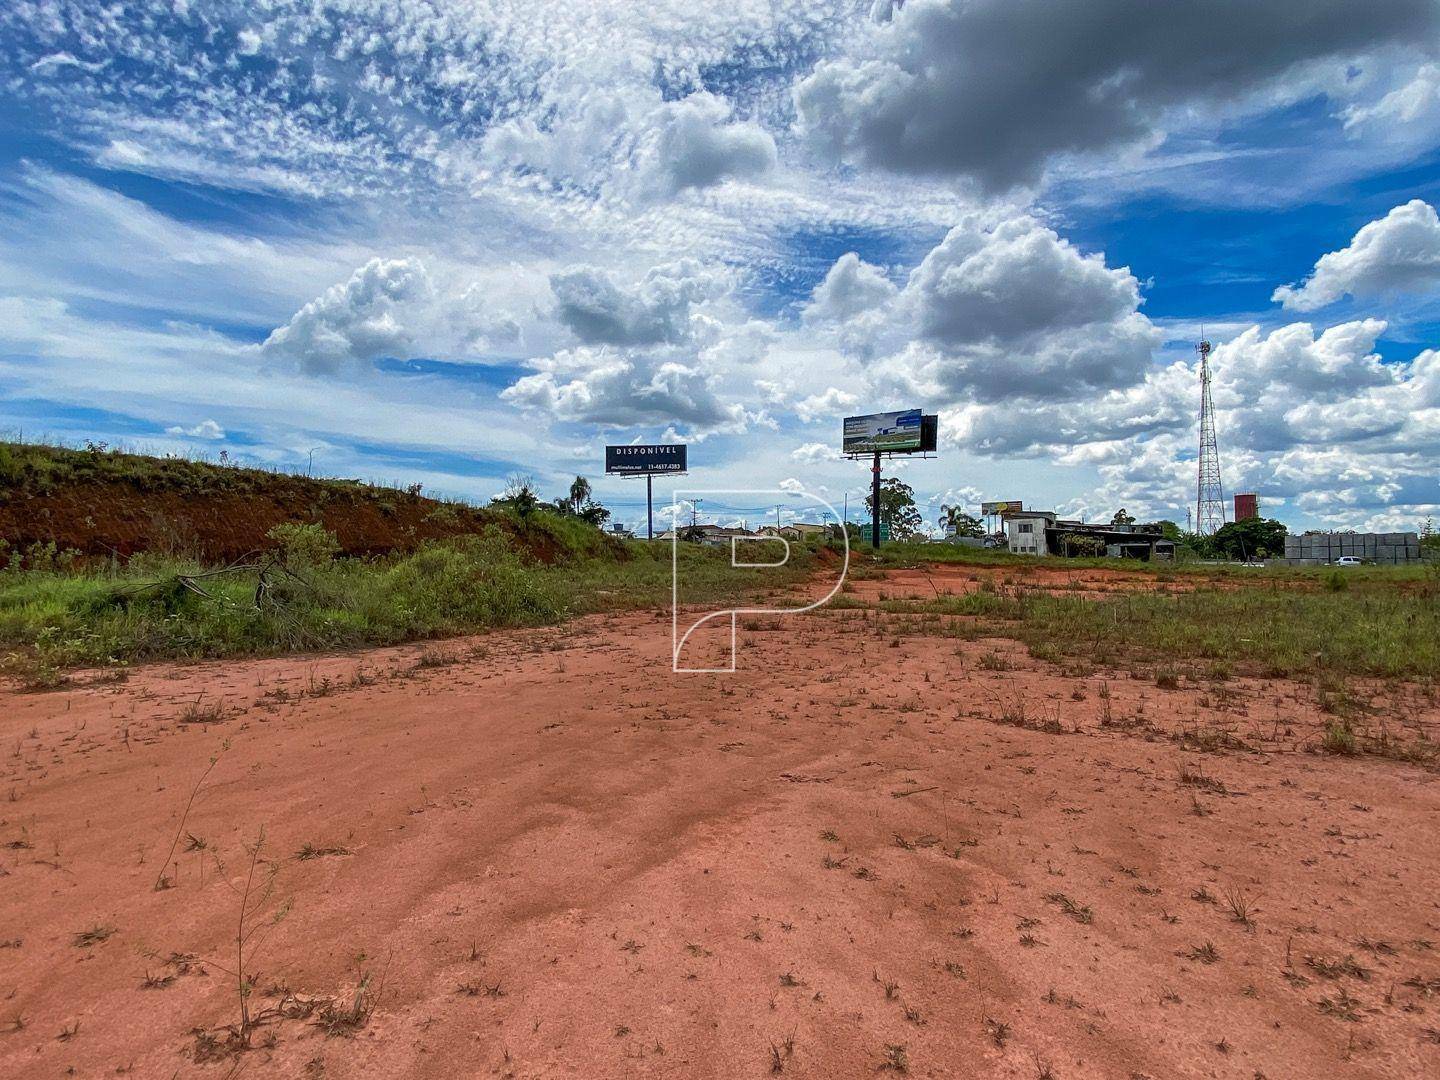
[568,475,592,515]
[940,504,983,537]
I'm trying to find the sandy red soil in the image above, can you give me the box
[3,574,1440,1079]
[840,561,1259,603]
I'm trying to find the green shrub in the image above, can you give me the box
[371,533,562,632]
[266,522,341,566]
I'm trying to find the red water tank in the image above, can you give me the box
[1234,493,1258,521]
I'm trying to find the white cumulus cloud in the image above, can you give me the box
[791,441,839,464]
[795,387,859,423]
[260,257,528,373]
[500,346,743,432]
[484,85,776,202]
[803,253,898,323]
[549,261,721,347]
[634,93,776,196]
[165,419,226,440]
[262,258,432,373]
[1273,199,1440,311]
[856,213,1161,404]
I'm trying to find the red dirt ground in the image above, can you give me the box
[840,562,1262,603]
[3,575,1439,1079]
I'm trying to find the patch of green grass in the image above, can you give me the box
[858,539,1436,588]
[0,527,817,672]
[831,582,1440,681]
[0,531,561,669]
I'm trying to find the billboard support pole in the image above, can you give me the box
[605,446,687,541]
[841,410,935,547]
[871,451,882,551]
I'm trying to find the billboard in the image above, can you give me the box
[919,413,938,453]
[605,444,688,475]
[843,409,923,454]
[981,500,1023,516]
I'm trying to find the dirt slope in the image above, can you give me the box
[2,587,1439,1078]
[0,442,513,561]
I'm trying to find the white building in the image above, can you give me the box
[1005,511,1055,555]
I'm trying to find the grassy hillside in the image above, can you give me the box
[0,440,532,563]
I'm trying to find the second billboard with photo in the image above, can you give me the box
[842,409,923,454]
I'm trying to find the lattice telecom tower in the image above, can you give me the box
[1195,338,1226,536]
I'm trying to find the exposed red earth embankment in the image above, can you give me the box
[0,443,606,563]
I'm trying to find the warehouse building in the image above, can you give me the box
[1283,531,1422,565]
[1004,512,1175,560]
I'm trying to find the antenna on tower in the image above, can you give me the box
[1195,337,1226,537]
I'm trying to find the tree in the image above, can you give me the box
[865,477,923,540]
[493,474,540,518]
[1111,507,1135,526]
[1422,517,1438,554]
[939,504,984,537]
[1146,519,1210,559]
[578,502,611,528]
[546,474,611,528]
[1211,517,1287,560]
[567,475,591,515]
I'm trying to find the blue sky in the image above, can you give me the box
[3,0,1440,535]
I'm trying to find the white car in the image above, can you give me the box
[1334,556,1363,567]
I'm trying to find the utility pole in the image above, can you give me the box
[871,450,882,550]
[691,499,702,529]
